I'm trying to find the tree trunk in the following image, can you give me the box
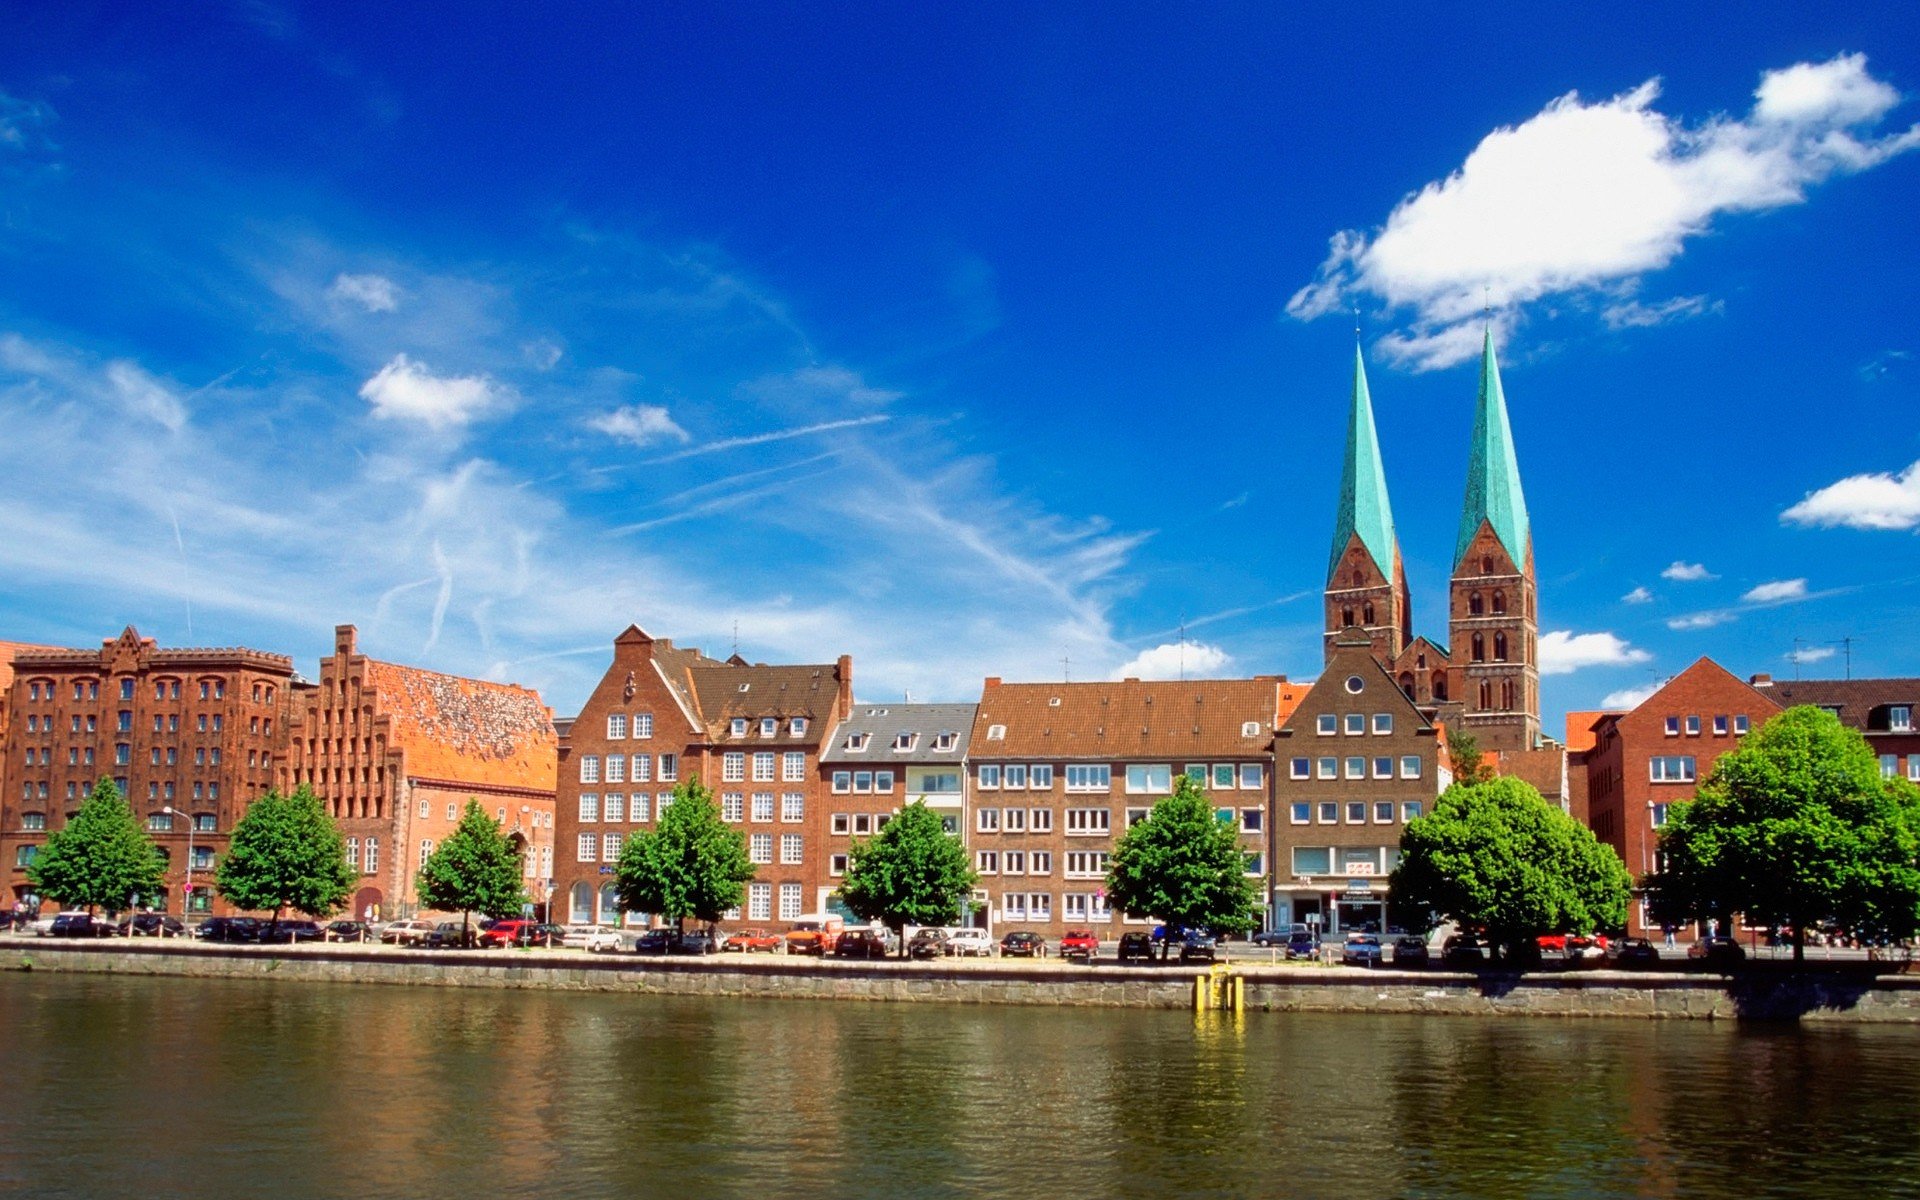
[463,909,471,949]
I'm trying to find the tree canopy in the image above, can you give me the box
[614,778,756,931]
[839,800,976,954]
[1445,727,1492,786]
[1647,705,1920,961]
[216,785,355,929]
[416,800,529,938]
[1389,775,1630,960]
[25,778,166,914]
[1104,772,1261,952]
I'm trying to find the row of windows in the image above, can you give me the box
[830,769,897,794]
[342,837,380,874]
[1878,755,1920,781]
[728,717,809,739]
[720,751,807,783]
[1314,713,1396,736]
[20,677,260,703]
[1290,845,1400,876]
[744,882,806,922]
[840,729,960,754]
[719,793,806,823]
[1663,715,1753,737]
[1289,756,1425,781]
[989,763,1265,794]
[577,792,674,823]
[578,753,682,784]
[604,712,655,740]
[1289,800,1424,825]
[1649,756,1697,783]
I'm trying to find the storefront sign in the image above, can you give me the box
[1344,878,1373,894]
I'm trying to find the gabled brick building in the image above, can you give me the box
[1748,675,1920,785]
[820,702,975,916]
[2,627,293,916]
[554,625,852,929]
[964,675,1299,939]
[280,625,558,921]
[1575,657,1780,936]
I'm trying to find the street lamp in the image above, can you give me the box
[162,806,194,932]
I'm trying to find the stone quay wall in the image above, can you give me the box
[7,940,1920,1023]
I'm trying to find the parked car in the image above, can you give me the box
[630,929,672,954]
[1441,934,1487,968]
[1286,928,1320,960]
[380,918,438,946]
[478,919,540,948]
[943,928,992,958]
[1688,936,1746,970]
[1565,934,1609,965]
[1341,933,1385,968]
[1179,930,1218,963]
[1117,931,1156,963]
[421,921,474,949]
[1613,938,1662,968]
[832,928,887,959]
[908,929,948,960]
[196,916,263,944]
[784,914,846,956]
[557,925,625,953]
[723,928,783,953]
[1391,936,1430,967]
[28,913,59,937]
[49,912,117,938]
[323,920,372,943]
[516,923,567,948]
[256,919,325,944]
[119,913,186,938]
[1059,929,1100,963]
[998,931,1047,958]
[1250,927,1291,948]
[672,929,719,955]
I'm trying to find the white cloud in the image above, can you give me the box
[1661,560,1716,581]
[1601,683,1660,710]
[1667,611,1732,631]
[328,272,400,313]
[1113,641,1231,681]
[359,353,508,429]
[1288,54,1920,368]
[1601,294,1722,330]
[1538,630,1653,676]
[1787,645,1836,665]
[1782,459,1920,530]
[1742,578,1808,603]
[104,361,188,432]
[588,404,690,448]
[1622,585,1654,604]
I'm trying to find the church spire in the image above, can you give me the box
[1454,327,1530,568]
[1329,341,1399,581]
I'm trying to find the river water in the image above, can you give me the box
[3,972,1920,1199]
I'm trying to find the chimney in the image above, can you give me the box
[1750,673,1774,688]
[837,654,854,721]
[334,624,357,657]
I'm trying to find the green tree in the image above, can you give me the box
[415,800,528,944]
[1445,726,1492,786]
[1647,705,1920,963]
[614,778,756,934]
[25,778,165,915]
[840,800,977,956]
[216,786,356,935]
[1105,772,1261,958]
[1388,776,1630,963]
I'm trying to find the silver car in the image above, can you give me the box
[560,925,625,953]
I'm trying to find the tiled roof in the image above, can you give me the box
[1750,677,1920,733]
[1,640,66,695]
[823,703,978,764]
[684,661,845,743]
[971,678,1286,760]
[1563,711,1615,755]
[363,660,557,792]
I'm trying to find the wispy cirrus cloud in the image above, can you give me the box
[1288,54,1920,369]
[646,414,890,463]
[1742,578,1808,603]
[328,271,400,312]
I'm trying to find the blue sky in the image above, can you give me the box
[2,5,1918,733]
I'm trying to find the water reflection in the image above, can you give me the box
[4,974,1920,1199]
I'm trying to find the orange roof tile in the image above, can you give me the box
[0,640,66,696]
[971,678,1284,759]
[363,659,557,792]
[1562,710,1615,755]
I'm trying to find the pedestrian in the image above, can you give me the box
[1662,923,1675,948]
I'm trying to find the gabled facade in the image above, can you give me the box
[280,625,558,921]
[553,625,852,929]
[1273,634,1444,936]
[819,702,976,916]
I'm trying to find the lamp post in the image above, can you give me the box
[162,805,194,932]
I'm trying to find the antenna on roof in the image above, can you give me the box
[732,620,739,658]
[1061,652,1070,683]
[1838,636,1854,680]
[1793,637,1805,680]
[1178,613,1187,682]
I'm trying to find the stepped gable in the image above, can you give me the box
[972,677,1295,759]
[361,659,557,791]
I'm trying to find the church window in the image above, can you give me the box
[1362,602,1375,625]
[1341,607,1354,627]
[1479,681,1492,709]
[1471,634,1485,662]
[1468,592,1484,616]
[1351,569,1362,587]
[1432,672,1448,701]
[1493,633,1508,662]
[1492,590,1507,615]
[1481,555,1493,575]
[1398,673,1415,700]
[1502,680,1515,710]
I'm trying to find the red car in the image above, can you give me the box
[723,928,783,953]
[1059,929,1100,964]
[478,919,539,948]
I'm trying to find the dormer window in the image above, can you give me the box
[892,733,918,752]
[934,732,957,752]
[730,718,747,737]
[760,718,778,738]
[845,732,870,752]
[987,724,1006,741]
[1893,706,1913,733]
[791,717,808,736]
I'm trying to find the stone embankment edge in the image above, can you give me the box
[7,941,1920,1022]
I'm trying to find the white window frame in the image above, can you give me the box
[783,751,806,781]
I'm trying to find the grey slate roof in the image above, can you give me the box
[822,702,978,764]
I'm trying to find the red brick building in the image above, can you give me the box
[280,625,558,921]
[553,625,852,929]
[1748,675,1920,786]
[2,627,294,916]
[819,702,975,919]
[964,675,1299,939]
[1575,658,1781,936]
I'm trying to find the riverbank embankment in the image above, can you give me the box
[7,938,1920,1022]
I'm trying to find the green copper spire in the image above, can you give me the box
[1454,328,1531,568]
[1329,342,1399,581]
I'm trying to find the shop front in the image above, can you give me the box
[1275,877,1388,938]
